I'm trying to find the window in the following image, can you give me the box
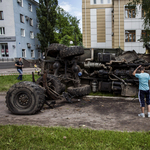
[28,3,32,12]
[1,43,9,57]
[125,30,136,42]
[101,0,103,4]
[18,0,23,7]
[20,14,24,23]
[38,50,41,58]
[108,0,110,3]
[22,49,25,58]
[125,6,136,18]
[0,11,4,20]
[0,27,5,35]
[31,50,34,58]
[94,0,96,4]
[30,31,34,39]
[30,18,33,26]
[21,28,25,37]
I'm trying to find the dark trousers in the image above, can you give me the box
[138,90,150,107]
[17,69,23,80]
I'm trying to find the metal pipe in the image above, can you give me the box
[112,73,127,85]
[85,0,87,47]
[85,48,94,61]
[84,61,107,69]
[119,0,120,47]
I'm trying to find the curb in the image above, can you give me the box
[84,95,138,101]
[0,73,32,76]
[0,92,138,101]
[0,92,6,96]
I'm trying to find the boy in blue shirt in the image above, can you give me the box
[133,65,150,118]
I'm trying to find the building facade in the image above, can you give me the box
[0,0,41,60]
[82,0,149,53]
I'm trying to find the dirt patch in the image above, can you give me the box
[0,95,150,131]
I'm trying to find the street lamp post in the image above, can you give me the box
[74,28,76,46]
[72,25,76,46]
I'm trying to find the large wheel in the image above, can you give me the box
[36,74,63,94]
[60,46,84,58]
[5,81,45,115]
[67,84,91,97]
[47,43,67,57]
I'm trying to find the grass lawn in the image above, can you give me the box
[89,92,115,97]
[0,125,150,150]
[0,75,40,91]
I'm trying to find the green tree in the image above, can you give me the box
[36,0,58,54]
[128,0,150,45]
[55,6,82,46]
[60,35,73,46]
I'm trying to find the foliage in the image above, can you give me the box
[89,92,117,97]
[1,125,150,149]
[60,35,73,46]
[0,75,40,91]
[128,0,150,45]
[37,2,82,50]
[55,6,82,46]
[36,0,58,54]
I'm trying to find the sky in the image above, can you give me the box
[35,0,82,32]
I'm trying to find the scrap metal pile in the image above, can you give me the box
[5,43,150,115]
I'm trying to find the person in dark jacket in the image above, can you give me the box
[133,65,150,118]
[15,58,24,80]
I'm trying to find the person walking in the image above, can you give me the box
[133,65,150,118]
[15,58,24,80]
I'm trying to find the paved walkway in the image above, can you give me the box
[0,68,35,76]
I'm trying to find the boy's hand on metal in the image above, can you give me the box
[137,65,141,69]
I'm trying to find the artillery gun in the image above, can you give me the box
[5,43,150,115]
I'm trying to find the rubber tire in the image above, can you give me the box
[5,81,45,115]
[67,84,91,97]
[47,43,67,57]
[60,46,84,58]
[36,74,62,94]
[61,83,66,92]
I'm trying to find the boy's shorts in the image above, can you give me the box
[138,90,150,107]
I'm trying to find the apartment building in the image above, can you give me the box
[0,0,41,60]
[82,0,149,53]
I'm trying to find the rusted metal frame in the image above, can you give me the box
[45,100,56,108]
[59,76,77,82]
[45,87,61,100]
[32,72,35,82]
[65,60,67,78]
[43,71,47,87]
[43,71,61,100]
[111,73,127,85]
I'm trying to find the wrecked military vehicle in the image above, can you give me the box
[42,43,150,96]
[5,43,150,115]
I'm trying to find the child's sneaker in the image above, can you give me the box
[138,113,145,118]
[148,112,150,118]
